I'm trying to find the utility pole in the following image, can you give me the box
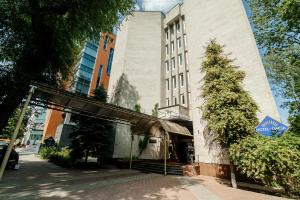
[0,86,36,181]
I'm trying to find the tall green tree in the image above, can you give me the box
[1,106,32,139]
[0,0,134,135]
[201,40,259,187]
[246,0,300,132]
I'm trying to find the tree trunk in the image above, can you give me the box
[85,149,89,163]
[230,161,237,188]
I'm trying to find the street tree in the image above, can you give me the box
[200,40,259,188]
[246,0,300,132]
[0,0,134,135]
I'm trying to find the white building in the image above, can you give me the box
[108,0,280,176]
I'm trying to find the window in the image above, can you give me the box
[177,37,181,49]
[171,58,175,69]
[180,94,185,105]
[174,97,177,105]
[165,45,169,55]
[185,51,189,65]
[165,61,169,72]
[86,42,98,51]
[178,54,183,66]
[170,25,174,35]
[171,42,174,54]
[165,29,168,40]
[172,76,176,89]
[179,73,184,86]
[176,21,180,32]
[106,48,114,75]
[103,35,109,50]
[166,98,170,106]
[83,53,96,63]
[166,79,170,90]
[182,16,186,32]
[184,35,187,46]
[96,65,103,87]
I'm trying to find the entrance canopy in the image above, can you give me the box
[31,82,192,137]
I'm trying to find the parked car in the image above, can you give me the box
[0,143,19,170]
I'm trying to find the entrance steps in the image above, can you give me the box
[131,160,184,175]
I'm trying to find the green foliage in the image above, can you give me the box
[39,146,59,160]
[138,136,149,156]
[134,104,141,113]
[93,84,108,102]
[39,146,72,168]
[0,0,134,134]
[200,40,259,147]
[152,103,159,117]
[230,133,300,195]
[1,106,32,139]
[247,0,300,132]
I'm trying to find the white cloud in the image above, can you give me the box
[140,0,182,13]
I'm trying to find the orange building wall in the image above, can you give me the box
[89,33,116,95]
[42,109,64,140]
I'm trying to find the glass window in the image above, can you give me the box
[177,37,181,49]
[182,16,186,32]
[185,51,189,65]
[106,48,114,75]
[165,29,168,40]
[180,94,185,105]
[174,97,177,105]
[166,79,169,90]
[166,98,170,106]
[179,73,184,86]
[176,21,180,32]
[178,54,182,66]
[171,58,175,69]
[165,61,169,72]
[103,35,109,50]
[170,25,174,35]
[96,65,103,87]
[171,42,174,54]
[172,76,176,89]
[166,45,169,55]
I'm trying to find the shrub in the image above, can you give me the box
[39,146,58,159]
[49,148,72,168]
[230,132,300,195]
[39,146,72,168]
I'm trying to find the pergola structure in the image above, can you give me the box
[0,82,192,180]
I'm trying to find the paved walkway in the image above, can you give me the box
[0,155,289,200]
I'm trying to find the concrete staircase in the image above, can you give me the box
[131,160,184,175]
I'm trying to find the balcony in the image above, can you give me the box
[158,105,190,121]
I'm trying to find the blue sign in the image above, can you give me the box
[256,116,288,137]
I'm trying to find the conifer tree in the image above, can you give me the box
[201,40,259,188]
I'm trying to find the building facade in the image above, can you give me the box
[108,0,280,174]
[42,33,116,141]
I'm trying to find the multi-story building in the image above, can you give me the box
[42,33,116,141]
[108,0,280,176]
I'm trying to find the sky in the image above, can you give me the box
[134,0,289,124]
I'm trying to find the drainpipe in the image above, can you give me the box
[129,133,134,169]
[164,131,169,176]
[0,86,36,181]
